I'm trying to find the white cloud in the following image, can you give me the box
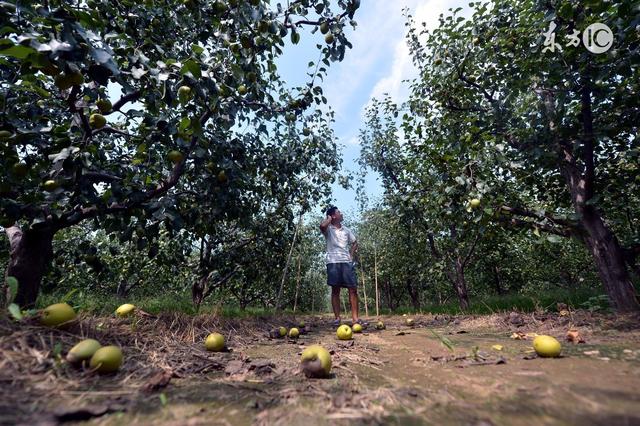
[368,0,465,104]
[322,2,411,119]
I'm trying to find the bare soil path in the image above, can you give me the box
[1,311,639,425]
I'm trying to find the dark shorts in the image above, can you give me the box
[327,262,357,288]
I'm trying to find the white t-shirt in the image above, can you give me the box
[324,224,356,264]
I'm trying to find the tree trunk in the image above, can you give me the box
[454,256,470,310]
[6,226,55,308]
[542,88,639,312]
[406,278,420,310]
[581,213,639,311]
[493,265,504,295]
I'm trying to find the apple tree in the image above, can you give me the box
[0,0,361,307]
[361,0,639,311]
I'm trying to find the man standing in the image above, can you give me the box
[319,206,364,327]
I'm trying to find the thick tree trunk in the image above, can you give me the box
[454,256,470,311]
[406,278,420,310]
[581,213,639,312]
[6,226,54,308]
[541,88,640,312]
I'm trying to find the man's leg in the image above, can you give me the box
[349,287,359,322]
[331,286,342,320]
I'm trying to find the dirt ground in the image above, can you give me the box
[1,309,640,426]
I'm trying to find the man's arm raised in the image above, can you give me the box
[319,215,332,236]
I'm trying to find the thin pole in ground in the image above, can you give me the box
[374,243,379,318]
[275,213,303,311]
[360,263,369,317]
[293,253,302,313]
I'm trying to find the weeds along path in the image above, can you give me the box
[1,311,639,425]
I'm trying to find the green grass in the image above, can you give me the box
[36,290,307,318]
[35,286,607,318]
[376,288,607,316]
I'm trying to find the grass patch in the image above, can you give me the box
[36,286,606,318]
[375,288,606,316]
[36,291,310,318]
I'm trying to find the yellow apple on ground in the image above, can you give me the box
[67,339,101,364]
[40,303,76,327]
[375,321,385,330]
[336,324,353,340]
[300,345,331,378]
[205,332,225,352]
[533,335,562,358]
[352,323,363,333]
[288,328,299,338]
[278,326,287,337]
[406,318,415,326]
[115,303,135,317]
[90,346,123,373]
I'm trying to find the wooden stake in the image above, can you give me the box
[374,243,379,318]
[275,213,303,311]
[360,263,369,317]
[293,253,302,313]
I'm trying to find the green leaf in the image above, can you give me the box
[181,59,201,79]
[8,303,23,321]
[61,288,78,303]
[6,276,18,303]
[547,234,563,244]
[53,342,62,358]
[159,393,168,406]
[0,44,37,59]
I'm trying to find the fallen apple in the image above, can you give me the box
[67,339,102,364]
[300,345,331,378]
[205,332,225,352]
[336,324,352,340]
[90,346,123,373]
[40,303,76,327]
[533,335,562,358]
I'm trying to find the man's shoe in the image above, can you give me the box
[354,318,369,328]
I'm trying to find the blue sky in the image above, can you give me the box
[276,0,470,221]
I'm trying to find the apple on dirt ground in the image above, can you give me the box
[205,332,225,352]
[115,303,135,317]
[533,335,562,357]
[90,346,123,373]
[67,339,102,364]
[336,324,353,340]
[40,303,76,327]
[300,345,332,378]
